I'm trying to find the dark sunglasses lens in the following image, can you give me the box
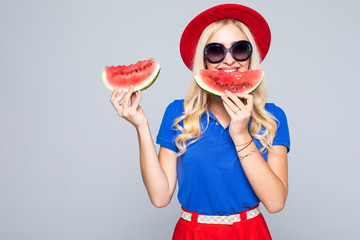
[232,41,252,61]
[205,44,224,63]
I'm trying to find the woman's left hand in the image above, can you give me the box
[221,90,254,144]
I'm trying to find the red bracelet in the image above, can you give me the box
[237,139,253,153]
[235,139,252,147]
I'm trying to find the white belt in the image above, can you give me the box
[180,206,260,225]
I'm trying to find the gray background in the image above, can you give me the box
[1,0,359,239]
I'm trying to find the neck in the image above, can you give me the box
[209,95,231,128]
[210,95,225,112]
[208,95,252,130]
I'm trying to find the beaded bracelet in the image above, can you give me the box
[236,139,253,153]
[239,149,258,161]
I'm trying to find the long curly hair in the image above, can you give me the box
[174,19,278,155]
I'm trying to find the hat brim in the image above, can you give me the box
[180,4,271,70]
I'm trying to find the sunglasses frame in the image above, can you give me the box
[204,40,253,64]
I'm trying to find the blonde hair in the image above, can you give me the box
[174,19,278,155]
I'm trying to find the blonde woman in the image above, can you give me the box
[110,4,290,240]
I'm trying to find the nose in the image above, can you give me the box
[222,50,235,65]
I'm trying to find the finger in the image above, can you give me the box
[130,91,137,105]
[221,92,241,113]
[132,90,142,109]
[222,100,237,118]
[128,92,138,110]
[110,87,119,102]
[224,90,246,111]
[122,85,134,111]
[236,92,254,112]
[113,89,126,104]
[113,101,124,117]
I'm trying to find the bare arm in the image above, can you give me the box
[110,86,177,207]
[137,123,178,207]
[235,138,288,213]
[221,90,288,213]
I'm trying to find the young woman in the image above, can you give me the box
[110,4,290,240]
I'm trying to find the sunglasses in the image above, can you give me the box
[204,40,253,64]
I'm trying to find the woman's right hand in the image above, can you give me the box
[110,85,148,129]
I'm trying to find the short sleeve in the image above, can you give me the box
[272,105,291,152]
[156,100,183,152]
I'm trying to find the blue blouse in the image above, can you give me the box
[156,99,290,215]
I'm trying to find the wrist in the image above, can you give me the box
[232,132,252,146]
[135,118,149,132]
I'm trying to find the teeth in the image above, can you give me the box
[223,69,237,73]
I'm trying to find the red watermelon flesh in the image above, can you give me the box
[194,69,264,96]
[102,58,160,92]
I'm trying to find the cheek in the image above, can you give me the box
[240,60,250,71]
[205,61,218,70]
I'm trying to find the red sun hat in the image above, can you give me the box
[180,4,271,70]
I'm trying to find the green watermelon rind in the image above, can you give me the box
[194,70,264,97]
[101,60,161,93]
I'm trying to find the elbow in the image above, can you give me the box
[151,198,171,208]
[147,188,174,208]
[267,204,285,214]
[265,200,286,214]
[265,185,288,214]
[153,201,170,208]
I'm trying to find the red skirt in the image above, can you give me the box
[172,205,272,240]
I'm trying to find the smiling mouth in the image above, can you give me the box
[221,68,240,73]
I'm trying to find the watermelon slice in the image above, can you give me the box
[101,58,160,92]
[194,69,264,97]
